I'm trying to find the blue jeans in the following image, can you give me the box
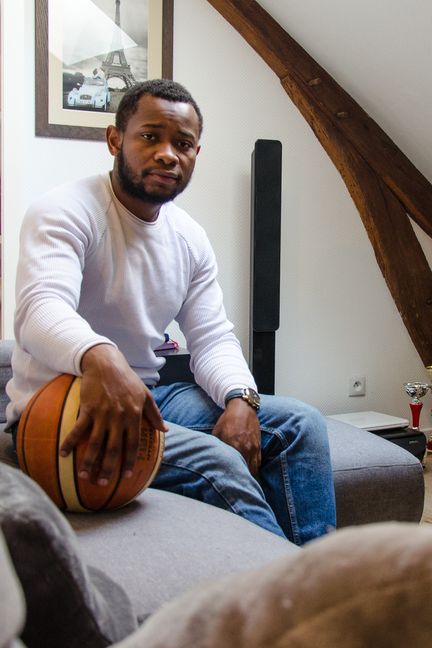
[152,382,336,545]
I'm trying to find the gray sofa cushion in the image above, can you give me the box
[69,488,297,623]
[327,419,425,525]
[0,426,295,626]
[0,462,137,648]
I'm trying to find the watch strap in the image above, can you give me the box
[224,388,261,411]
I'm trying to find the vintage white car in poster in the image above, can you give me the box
[67,76,111,111]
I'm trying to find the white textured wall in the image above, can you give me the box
[1,0,113,338]
[2,0,432,422]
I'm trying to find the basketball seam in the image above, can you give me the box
[103,433,129,510]
[110,430,165,509]
[56,376,77,510]
[146,432,165,489]
[136,432,165,499]
[17,402,33,475]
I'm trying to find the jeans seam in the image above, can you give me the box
[278,452,301,545]
[260,427,301,544]
[261,426,290,449]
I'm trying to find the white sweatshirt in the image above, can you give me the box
[6,173,256,426]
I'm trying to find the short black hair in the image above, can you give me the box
[115,79,203,136]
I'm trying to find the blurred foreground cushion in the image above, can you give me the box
[121,522,432,648]
[0,462,137,648]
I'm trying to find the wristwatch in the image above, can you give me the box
[224,387,261,411]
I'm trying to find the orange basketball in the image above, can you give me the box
[16,373,164,512]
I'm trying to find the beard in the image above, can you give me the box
[116,147,188,205]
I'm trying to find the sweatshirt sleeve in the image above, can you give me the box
[14,198,116,376]
[175,233,257,408]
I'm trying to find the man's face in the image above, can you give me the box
[112,95,201,205]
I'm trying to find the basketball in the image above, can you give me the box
[16,373,165,512]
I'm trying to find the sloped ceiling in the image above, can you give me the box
[206,0,432,367]
[255,0,432,182]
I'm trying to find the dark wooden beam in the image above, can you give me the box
[327,123,432,365]
[206,0,432,366]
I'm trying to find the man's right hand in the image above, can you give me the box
[59,344,168,485]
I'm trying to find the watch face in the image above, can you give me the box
[244,388,261,409]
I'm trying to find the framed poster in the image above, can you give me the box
[35,0,174,141]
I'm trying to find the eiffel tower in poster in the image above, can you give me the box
[101,0,136,88]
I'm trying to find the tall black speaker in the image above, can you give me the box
[250,139,282,394]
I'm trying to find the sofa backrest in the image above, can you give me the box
[0,340,14,424]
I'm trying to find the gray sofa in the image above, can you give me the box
[0,339,425,647]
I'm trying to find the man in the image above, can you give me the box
[7,79,335,545]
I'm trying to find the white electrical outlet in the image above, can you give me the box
[349,376,366,397]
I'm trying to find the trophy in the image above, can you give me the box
[403,382,430,430]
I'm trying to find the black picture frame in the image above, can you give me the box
[35,0,174,141]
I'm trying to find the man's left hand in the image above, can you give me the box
[212,399,261,476]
